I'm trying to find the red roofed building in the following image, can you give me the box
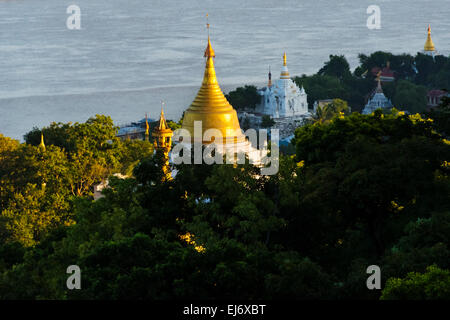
[371,62,395,82]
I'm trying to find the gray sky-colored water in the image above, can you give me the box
[0,0,449,140]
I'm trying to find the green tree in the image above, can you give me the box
[261,115,275,128]
[382,211,450,281]
[293,111,449,258]
[425,96,450,136]
[1,183,72,247]
[0,143,72,246]
[225,85,260,110]
[312,98,349,123]
[0,134,19,157]
[318,55,351,80]
[358,52,394,76]
[381,265,450,300]
[393,80,427,114]
[293,74,349,109]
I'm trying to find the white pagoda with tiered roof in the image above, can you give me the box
[256,53,309,119]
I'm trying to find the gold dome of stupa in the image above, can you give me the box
[424,24,436,52]
[181,31,246,144]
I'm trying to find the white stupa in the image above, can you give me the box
[362,79,393,115]
[256,53,309,119]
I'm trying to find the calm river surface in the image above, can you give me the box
[0,0,448,140]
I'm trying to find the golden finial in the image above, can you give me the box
[39,132,46,151]
[160,101,165,122]
[152,101,172,136]
[280,52,290,79]
[145,113,149,138]
[204,14,215,58]
[158,101,169,130]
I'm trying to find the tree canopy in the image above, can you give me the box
[0,107,449,299]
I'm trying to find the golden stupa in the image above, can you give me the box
[152,106,173,181]
[39,132,46,151]
[181,25,246,144]
[152,106,173,152]
[424,24,436,52]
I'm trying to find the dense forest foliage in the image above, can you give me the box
[0,95,449,299]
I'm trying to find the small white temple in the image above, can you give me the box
[362,79,393,115]
[256,53,309,119]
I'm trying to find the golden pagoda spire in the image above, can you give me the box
[152,102,173,182]
[39,132,46,151]
[158,102,169,130]
[280,52,290,79]
[424,24,436,52]
[181,17,246,144]
[152,102,173,152]
[145,113,149,141]
[204,37,215,58]
[204,13,215,58]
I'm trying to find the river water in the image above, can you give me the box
[0,0,448,140]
